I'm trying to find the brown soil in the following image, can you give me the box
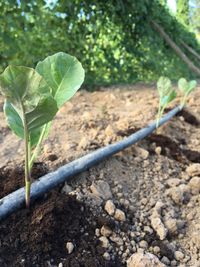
[0,85,200,266]
[0,163,49,199]
[0,191,122,267]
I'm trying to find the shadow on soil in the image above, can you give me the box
[117,108,200,164]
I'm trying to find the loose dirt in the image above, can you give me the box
[0,84,200,267]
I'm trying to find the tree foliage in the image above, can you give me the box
[190,0,200,33]
[177,0,190,25]
[0,0,199,87]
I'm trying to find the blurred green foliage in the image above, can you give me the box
[191,0,200,34]
[177,0,190,25]
[0,0,200,88]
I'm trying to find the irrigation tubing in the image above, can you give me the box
[0,105,181,221]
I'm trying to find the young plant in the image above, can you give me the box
[178,78,197,108]
[156,76,176,127]
[0,52,85,208]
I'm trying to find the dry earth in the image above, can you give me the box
[0,84,200,267]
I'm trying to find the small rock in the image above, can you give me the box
[171,260,177,266]
[164,217,177,234]
[100,225,112,237]
[99,236,109,248]
[153,246,160,254]
[62,183,73,194]
[180,172,190,181]
[103,252,111,261]
[167,178,181,187]
[155,146,162,155]
[139,240,148,249]
[66,242,74,254]
[104,200,116,215]
[141,198,148,206]
[153,201,165,216]
[133,146,149,160]
[110,235,124,246]
[166,187,184,204]
[124,199,130,207]
[131,240,136,246]
[90,181,112,200]
[186,210,196,220]
[137,248,145,254]
[166,184,191,205]
[95,228,100,237]
[114,209,126,221]
[188,176,200,195]
[177,219,185,230]
[161,256,170,265]
[186,164,200,177]
[151,217,168,240]
[144,226,153,234]
[86,192,103,206]
[174,251,184,261]
[130,232,136,238]
[127,252,166,267]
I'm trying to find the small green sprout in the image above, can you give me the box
[156,76,176,127]
[0,52,85,208]
[178,78,197,108]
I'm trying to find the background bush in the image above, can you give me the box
[0,0,200,88]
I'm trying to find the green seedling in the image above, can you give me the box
[0,52,85,208]
[156,76,176,127]
[178,78,197,108]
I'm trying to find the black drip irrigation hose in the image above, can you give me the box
[0,106,181,221]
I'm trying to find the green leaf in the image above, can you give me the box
[0,66,58,146]
[0,66,52,114]
[178,78,188,93]
[160,90,176,107]
[157,76,176,108]
[168,90,177,103]
[36,52,85,108]
[30,127,43,148]
[30,123,52,148]
[157,76,172,98]
[26,96,57,131]
[4,101,42,147]
[188,80,197,94]
[3,100,23,138]
[178,78,197,96]
[4,100,57,147]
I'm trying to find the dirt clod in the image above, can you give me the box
[186,163,200,177]
[90,180,113,200]
[127,252,166,267]
[105,200,116,216]
[114,208,126,222]
[188,176,200,195]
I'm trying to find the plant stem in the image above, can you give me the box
[21,104,31,208]
[157,104,167,129]
[180,94,188,109]
[29,123,48,169]
[156,102,162,128]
